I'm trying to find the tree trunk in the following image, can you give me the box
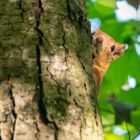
[0,0,104,140]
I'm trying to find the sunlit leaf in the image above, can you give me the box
[105,133,126,140]
[97,0,116,8]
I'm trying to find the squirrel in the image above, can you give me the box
[91,29,125,95]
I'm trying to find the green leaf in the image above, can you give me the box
[105,133,126,140]
[86,0,115,19]
[96,0,116,9]
[94,3,115,16]
[119,86,140,107]
[131,111,140,129]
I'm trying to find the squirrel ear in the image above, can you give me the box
[93,36,103,46]
[96,36,103,44]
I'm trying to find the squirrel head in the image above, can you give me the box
[92,29,125,61]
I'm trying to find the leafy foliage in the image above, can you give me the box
[86,0,140,139]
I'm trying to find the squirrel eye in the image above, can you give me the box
[111,45,115,52]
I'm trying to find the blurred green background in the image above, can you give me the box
[86,0,140,139]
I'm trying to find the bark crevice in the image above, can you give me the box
[10,84,17,140]
[17,0,25,20]
[34,0,49,126]
[36,44,47,124]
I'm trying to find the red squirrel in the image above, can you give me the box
[91,29,125,95]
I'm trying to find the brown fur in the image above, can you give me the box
[91,29,125,95]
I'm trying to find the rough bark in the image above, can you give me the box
[0,0,104,140]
